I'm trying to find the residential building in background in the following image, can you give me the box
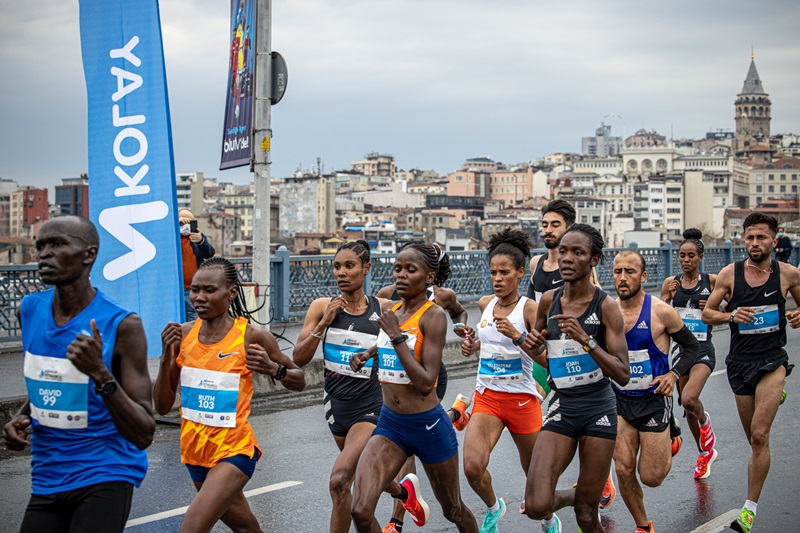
[582,122,622,157]
[350,153,396,177]
[55,174,89,218]
[176,171,205,214]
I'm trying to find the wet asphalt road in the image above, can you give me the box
[0,329,799,533]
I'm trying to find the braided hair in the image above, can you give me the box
[487,227,532,269]
[401,242,440,275]
[337,239,371,264]
[680,228,704,255]
[431,243,451,286]
[564,223,606,264]
[198,257,261,322]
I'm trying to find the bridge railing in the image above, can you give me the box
[2,241,798,342]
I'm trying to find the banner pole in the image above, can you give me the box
[252,0,272,327]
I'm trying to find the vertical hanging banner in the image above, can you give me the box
[220,0,256,170]
[80,0,183,356]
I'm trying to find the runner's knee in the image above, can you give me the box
[329,468,353,499]
[463,455,488,485]
[524,493,553,520]
[750,427,770,451]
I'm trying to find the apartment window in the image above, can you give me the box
[592,216,600,224]
[794,186,798,193]
[780,185,786,193]
[581,216,588,223]
[769,174,775,181]
[768,185,774,193]
[756,185,762,192]
[781,174,787,181]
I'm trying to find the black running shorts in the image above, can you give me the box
[324,390,383,437]
[615,393,672,433]
[541,386,618,441]
[726,353,793,396]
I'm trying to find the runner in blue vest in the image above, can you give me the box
[613,251,699,533]
[701,212,800,533]
[2,216,155,533]
[660,228,719,478]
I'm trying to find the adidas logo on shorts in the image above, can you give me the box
[700,356,710,361]
[584,313,600,325]
[701,288,710,295]
[595,415,611,427]
[637,320,648,330]
[369,312,379,321]
[645,418,659,428]
[543,413,561,425]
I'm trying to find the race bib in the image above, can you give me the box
[323,328,376,379]
[546,339,603,389]
[377,331,417,385]
[180,367,240,428]
[738,304,780,335]
[677,307,708,341]
[478,343,523,382]
[613,349,653,391]
[24,353,89,429]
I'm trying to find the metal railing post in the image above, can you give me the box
[725,240,733,267]
[274,246,291,322]
[663,240,672,277]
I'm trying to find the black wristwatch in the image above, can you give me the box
[274,365,287,381]
[390,333,409,346]
[513,331,528,346]
[94,379,118,397]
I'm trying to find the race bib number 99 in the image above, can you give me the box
[24,353,89,429]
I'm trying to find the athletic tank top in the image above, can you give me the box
[475,296,540,398]
[615,294,669,397]
[726,260,786,362]
[21,289,147,495]
[527,256,563,301]
[322,296,382,401]
[377,300,435,385]
[390,286,435,301]
[177,316,259,468]
[545,287,610,396]
[671,272,713,344]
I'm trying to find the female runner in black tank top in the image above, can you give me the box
[661,229,719,475]
[293,240,387,533]
[522,224,629,533]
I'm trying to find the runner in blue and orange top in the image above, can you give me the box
[154,257,305,533]
[350,243,479,533]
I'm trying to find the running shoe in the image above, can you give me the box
[671,435,683,457]
[634,520,655,533]
[781,389,787,405]
[451,394,472,431]
[382,523,400,533]
[730,508,755,533]
[480,497,506,533]
[693,449,718,479]
[698,412,716,452]
[399,474,430,527]
[599,474,616,509]
[541,513,562,533]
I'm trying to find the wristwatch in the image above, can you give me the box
[513,331,528,346]
[94,379,118,397]
[274,365,287,381]
[390,333,409,346]
[582,336,598,352]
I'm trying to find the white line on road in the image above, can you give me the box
[689,508,739,533]
[125,480,303,527]
[710,368,727,377]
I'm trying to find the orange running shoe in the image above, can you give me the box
[634,520,655,533]
[671,435,682,457]
[698,412,716,452]
[599,474,616,509]
[694,449,718,479]
[382,523,400,533]
[451,394,472,431]
[399,473,430,527]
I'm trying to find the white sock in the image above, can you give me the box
[699,412,710,427]
[543,516,557,528]
[744,500,758,515]
[488,500,500,513]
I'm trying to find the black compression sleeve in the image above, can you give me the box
[669,326,700,377]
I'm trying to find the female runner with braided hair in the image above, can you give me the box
[154,257,305,533]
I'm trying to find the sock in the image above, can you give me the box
[390,519,404,531]
[699,413,710,427]
[488,500,500,513]
[393,486,408,501]
[637,525,651,532]
[699,450,710,457]
[543,516,557,528]
[744,500,757,515]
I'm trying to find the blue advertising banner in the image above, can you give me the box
[220,0,256,170]
[79,0,183,356]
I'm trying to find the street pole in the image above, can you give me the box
[252,0,272,327]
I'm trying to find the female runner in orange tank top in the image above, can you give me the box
[154,257,305,533]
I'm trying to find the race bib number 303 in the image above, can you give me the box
[24,353,89,429]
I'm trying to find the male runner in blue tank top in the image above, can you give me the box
[2,216,155,533]
[612,251,699,533]
[702,212,800,533]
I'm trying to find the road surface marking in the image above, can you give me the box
[689,508,739,532]
[126,480,303,527]
[710,368,727,377]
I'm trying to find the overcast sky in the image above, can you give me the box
[1,0,799,194]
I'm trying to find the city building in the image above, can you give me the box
[10,187,48,239]
[176,171,205,214]
[748,157,800,207]
[55,174,89,218]
[582,122,622,157]
[734,55,771,155]
[350,153,396,177]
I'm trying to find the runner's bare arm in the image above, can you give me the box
[376,285,396,299]
[594,297,630,384]
[702,264,735,325]
[783,266,800,329]
[153,321,188,416]
[293,297,333,367]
